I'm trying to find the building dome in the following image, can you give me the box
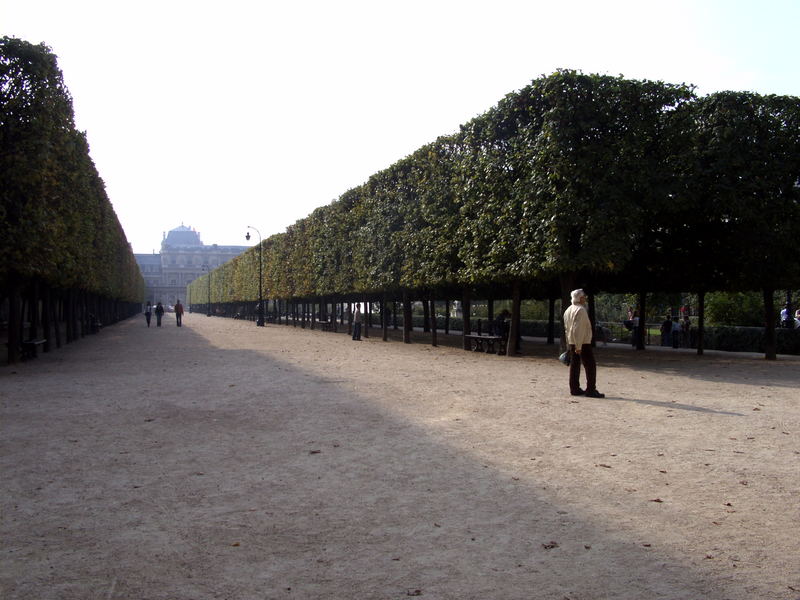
[162,225,203,247]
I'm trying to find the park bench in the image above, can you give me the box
[318,320,337,332]
[464,333,505,355]
[21,338,47,360]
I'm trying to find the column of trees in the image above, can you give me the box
[1,37,143,363]
[187,70,800,359]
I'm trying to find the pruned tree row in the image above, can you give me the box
[194,71,799,358]
[1,37,144,363]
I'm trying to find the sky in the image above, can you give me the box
[3,0,800,254]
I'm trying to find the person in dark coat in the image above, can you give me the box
[175,300,184,327]
[155,302,165,327]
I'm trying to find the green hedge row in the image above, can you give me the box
[704,326,800,355]
[189,70,800,309]
[1,37,143,301]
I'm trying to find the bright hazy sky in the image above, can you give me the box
[3,0,799,254]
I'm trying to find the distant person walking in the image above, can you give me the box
[671,316,681,348]
[563,288,605,398]
[352,304,362,341]
[155,302,165,327]
[175,300,184,327]
[660,315,672,346]
[144,301,152,327]
[631,310,640,348]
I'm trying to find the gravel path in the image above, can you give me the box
[2,314,799,599]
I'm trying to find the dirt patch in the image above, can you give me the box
[2,314,799,599]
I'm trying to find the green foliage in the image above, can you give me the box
[706,291,769,326]
[691,92,800,291]
[705,290,798,326]
[186,69,800,317]
[703,325,800,355]
[1,37,142,301]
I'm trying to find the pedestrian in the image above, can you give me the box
[682,315,691,347]
[155,302,165,327]
[563,288,605,398]
[493,309,510,338]
[144,301,152,327]
[631,310,640,347]
[352,304,362,340]
[671,316,681,348]
[780,303,792,328]
[175,299,184,327]
[660,314,672,346]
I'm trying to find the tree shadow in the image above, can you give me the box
[0,316,774,599]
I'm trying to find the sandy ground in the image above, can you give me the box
[1,313,799,600]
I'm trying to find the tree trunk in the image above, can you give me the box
[430,298,438,347]
[763,288,777,361]
[7,280,22,364]
[636,291,646,350]
[382,295,389,341]
[588,292,596,348]
[53,290,62,349]
[29,280,40,341]
[422,299,430,333]
[462,289,471,350]
[547,296,556,345]
[444,300,450,335]
[402,293,412,344]
[506,283,521,355]
[697,291,705,356]
[42,285,52,353]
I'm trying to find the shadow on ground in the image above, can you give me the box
[0,316,783,599]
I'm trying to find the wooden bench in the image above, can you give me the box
[21,338,46,360]
[464,334,505,354]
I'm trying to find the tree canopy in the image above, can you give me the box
[183,70,799,308]
[1,37,142,301]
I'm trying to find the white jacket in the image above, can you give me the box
[563,302,593,347]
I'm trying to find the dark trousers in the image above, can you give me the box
[176,313,182,326]
[569,344,597,393]
[156,314,163,327]
[145,313,151,327]
[352,322,361,340]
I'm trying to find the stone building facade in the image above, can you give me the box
[134,225,247,308]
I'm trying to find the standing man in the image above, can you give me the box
[352,304,362,341]
[144,301,152,327]
[175,299,185,327]
[563,288,605,398]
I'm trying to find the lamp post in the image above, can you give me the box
[246,226,264,326]
[203,264,212,317]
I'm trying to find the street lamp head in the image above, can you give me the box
[245,231,251,241]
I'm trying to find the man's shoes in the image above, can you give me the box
[570,389,585,396]
[585,390,605,398]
